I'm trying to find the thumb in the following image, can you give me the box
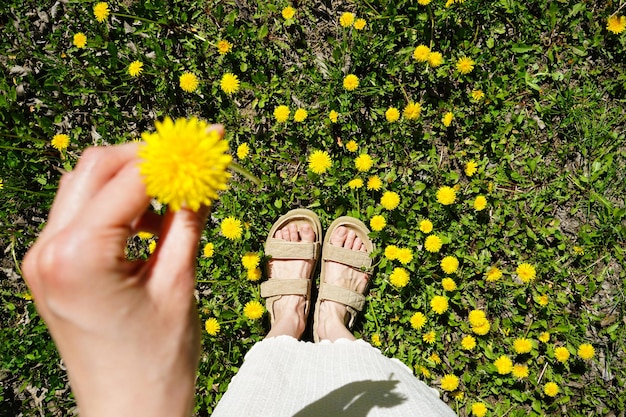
[149,206,209,295]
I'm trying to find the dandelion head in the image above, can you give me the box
[440,374,459,391]
[205,318,220,336]
[456,56,475,74]
[512,364,529,379]
[419,219,433,233]
[51,134,70,151]
[440,256,459,274]
[243,300,265,320]
[343,74,359,91]
[308,150,332,174]
[93,2,109,22]
[329,110,339,123]
[607,15,626,34]
[430,295,449,314]
[385,107,400,123]
[471,402,487,417]
[354,18,366,30]
[442,277,457,291]
[494,355,513,374]
[179,72,199,93]
[221,217,243,240]
[403,102,422,120]
[461,335,476,350]
[217,39,233,55]
[516,262,536,283]
[247,268,262,281]
[474,195,487,211]
[128,60,143,77]
[513,337,533,354]
[554,346,570,363]
[413,45,430,62]
[203,242,214,258]
[274,105,290,123]
[367,176,383,190]
[436,186,457,205]
[369,215,386,231]
[424,235,443,253]
[543,382,559,397]
[577,343,595,360]
[384,245,400,260]
[73,32,87,48]
[410,312,426,329]
[220,73,240,94]
[380,191,400,210]
[294,108,308,122]
[236,143,250,160]
[442,111,454,127]
[348,178,364,189]
[485,266,502,282]
[345,140,358,152]
[389,267,410,288]
[339,12,355,27]
[465,160,478,176]
[282,6,296,19]
[427,51,444,67]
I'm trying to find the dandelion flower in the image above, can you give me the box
[419,366,431,378]
[429,353,442,364]
[423,331,436,344]
[442,112,454,127]
[346,140,358,152]
[220,73,240,94]
[537,294,549,306]
[539,332,550,343]
[380,191,400,210]
[471,402,487,417]
[343,74,359,91]
[93,2,109,22]
[367,176,382,190]
[474,195,487,211]
[437,186,456,205]
[485,266,502,282]
[385,107,400,123]
[51,134,70,151]
[243,300,265,320]
[217,39,232,55]
[138,117,231,211]
[371,334,381,346]
[354,18,366,30]
[308,150,332,174]
[440,374,459,391]
[339,12,355,27]
[282,6,296,19]
[461,335,476,350]
[236,143,250,160]
[577,343,595,360]
[348,178,364,189]
[607,15,626,34]
[419,219,433,233]
[442,277,457,291]
[294,108,308,122]
[430,295,449,314]
[543,382,559,397]
[247,268,262,281]
[389,267,410,288]
[468,310,487,327]
[410,312,426,329]
[516,262,536,283]
[471,89,485,100]
[221,217,243,240]
[513,338,533,354]
[137,231,153,240]
[370,215,386,231]
[456,56,475,74]
[128,60,143,77]
[0,178,3,190]
[403,102,422,120]
[384,245,399,260]
[396,248,413,265]
[554,346,570,363]
[203,242,214,258]
[424,235,443,252]
[472,321,491,335]
[73,32,87,48]
[512,364,529,379]
[179,72,199,93]
[494,355,513,374]
[329,110,339,123]
[241,252,260,270]
[413,45,430,62]
[205,318,220,336]
[148,240,157,254]
[427,51,444,67]
[465,160,478,176]
[440,256,459,274]
[274,105,290,123]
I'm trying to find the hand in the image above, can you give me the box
[22,140,211,417]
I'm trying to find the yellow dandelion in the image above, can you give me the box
[343,74,359,91]
[380,191,400,210]
[308,150,332,174]
[440,256,459,274]
[294,108,308,122]
[385,107,400,123]
[73,32,87,48]
[138,117,231,211]
[410,312,426,329]
[513,337,533,354]
[389,267,410,288]
[440,374,459,391]
[539,332,550,343]
[419,366,431,378]
[339,12,355,27]
[430,295,449,314]
[221,217,243,240]
[442,277,457,291]
[93,2,109,22]
[512,364,529,379]
[543,382,559,397]
[516,262,536,283]
[436,186,456,205]
[418,0,432,4]
[348,178,364,189]
[367,176,382,190]
[427,51,444,67]
[128,60,143,77]
[353,18,366,30]
[419,219,433,233]
[442,111,454,127]
[474,195,487,211]
[247,268,262,281]
[471,402,487,417]
[220,73,240,94]
[0,178,3,190]
[274,105,290,123]
[424,235,443,253]
[217,39,232,55]
[203,242,214,258]
[236,143,250,160]
[241,252,260,270]
[413,45,430,62]
[403,102,422,120]
[137,231,153,240]
[494,355,513,374]
[461,335,476,350]
[607,15,626,34]
[51,134,70,151]
[472,321,491,335]
[371,334,381,346]
[452,391,464,400]
[205,318,220,336]
[346,140,358,152]
[456,56,475,74]
[384,245,399,260]
[282,6,296,19]
[396,248,413,265]
[179,72,199,93]
[468,310,487,327]
[370,215,386,231]
[537,294,549,306]
[243,300,265,320]
[148,240,157,254]
[329,110,339,123]
[485,266,502,282]
[465,160,478,176]
[429,353,442,364]
[423,331,436,344]
[471,89,485,101]
[554,346,570,363]
[577,343,595,360]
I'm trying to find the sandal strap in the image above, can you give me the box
[265,238,320,260]
[323,245,372,269]
[261,279,312,298]
[318,283,366,313]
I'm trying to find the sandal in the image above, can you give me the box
[313,216,375,342]
[260,209,322,326]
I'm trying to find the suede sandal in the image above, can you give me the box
[260,209,322,326]
[313,216,375,342]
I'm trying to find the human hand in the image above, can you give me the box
[22,138,215,417]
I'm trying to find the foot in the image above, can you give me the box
[315,226,369,342]
[265,222,316,339]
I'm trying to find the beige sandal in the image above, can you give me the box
[260,209,322,326]
[313,216,375,342]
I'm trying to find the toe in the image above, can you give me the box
[353,237,363,251]
[288,222,299,242]
[344,229,357,249]
[300,223,316,242]
[274,228,284,240]
[330,226,348,246]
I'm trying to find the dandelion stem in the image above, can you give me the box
[229,161,261,186]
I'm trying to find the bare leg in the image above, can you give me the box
[265,222,316,339]
[315,226,368,342]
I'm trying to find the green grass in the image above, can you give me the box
[1,0,625,415]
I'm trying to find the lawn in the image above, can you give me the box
[1,0,625,416]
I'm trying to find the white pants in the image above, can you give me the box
[212,336,457,416]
